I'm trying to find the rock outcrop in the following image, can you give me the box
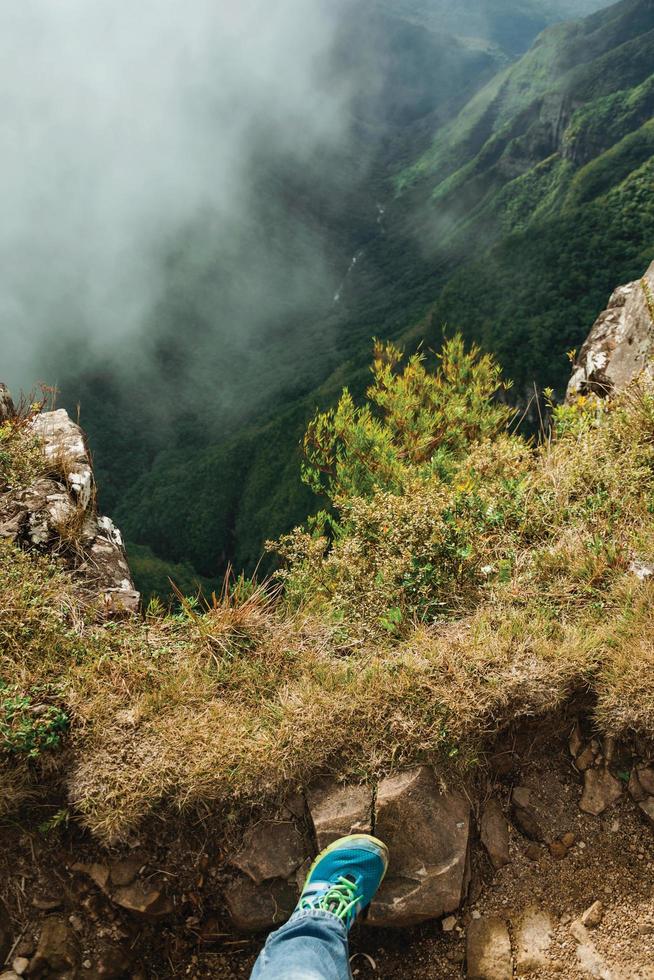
[566,260,654,402]
[225,769,472,931]
[368,767,471,927]
[0,383,15,423]
[307,780,372,849]
[0,390,139,616]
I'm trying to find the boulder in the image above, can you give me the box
[567,260,654,401]
[231,819,308,885]
[29,918,80,979]
[307,781,372,850]
[223,875,298,932]
[367,767,471,927]
[579,767,622,816]
[480,798,510,870]
[466,916,513,980]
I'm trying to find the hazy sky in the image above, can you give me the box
[0,0,354,393]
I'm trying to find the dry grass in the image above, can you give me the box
[3,384,654,842]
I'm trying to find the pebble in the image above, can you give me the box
[69,914,84,933]
[581,901,604,929]
[11,961,28,977]
[31,895,62,911]
[570,920,588,944]
[441,915,457,932]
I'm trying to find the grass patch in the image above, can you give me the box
[4,344,654,842]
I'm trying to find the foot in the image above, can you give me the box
[297,834,389,929]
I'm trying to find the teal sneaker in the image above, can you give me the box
[296,834,389,929]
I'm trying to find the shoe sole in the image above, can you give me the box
[305,833,390,887]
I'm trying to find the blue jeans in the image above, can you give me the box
[250,909,352,980]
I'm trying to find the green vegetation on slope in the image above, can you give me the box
[62,0,654,592]
[4,337,654,844]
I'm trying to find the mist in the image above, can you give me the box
[0,0,358,396]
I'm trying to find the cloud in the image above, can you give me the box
[0,0,355,393]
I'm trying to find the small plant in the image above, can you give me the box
[0,406,45,491]
[38,808,70,835]
[379,606,403,635]
[0,685,69,758]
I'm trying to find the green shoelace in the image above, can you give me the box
[300,875,361,923]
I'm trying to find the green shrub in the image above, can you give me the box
[301,335,513,504]
[0,684,69,758]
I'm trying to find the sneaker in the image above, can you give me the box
[296,834,389,929]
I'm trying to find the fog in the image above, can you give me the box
[0,0,356,394]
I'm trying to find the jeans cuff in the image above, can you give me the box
[288,908,348,934]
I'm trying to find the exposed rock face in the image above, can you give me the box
[0,391,139,616]
[307,780,372,849]
[368,767,471,927]
[0,383,15,422]
[566,261,654,402]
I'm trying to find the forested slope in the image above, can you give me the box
[66,0,653,592]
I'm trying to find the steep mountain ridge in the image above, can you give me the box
[55,0,652,590]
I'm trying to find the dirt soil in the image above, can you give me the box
[2,730,654,979]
